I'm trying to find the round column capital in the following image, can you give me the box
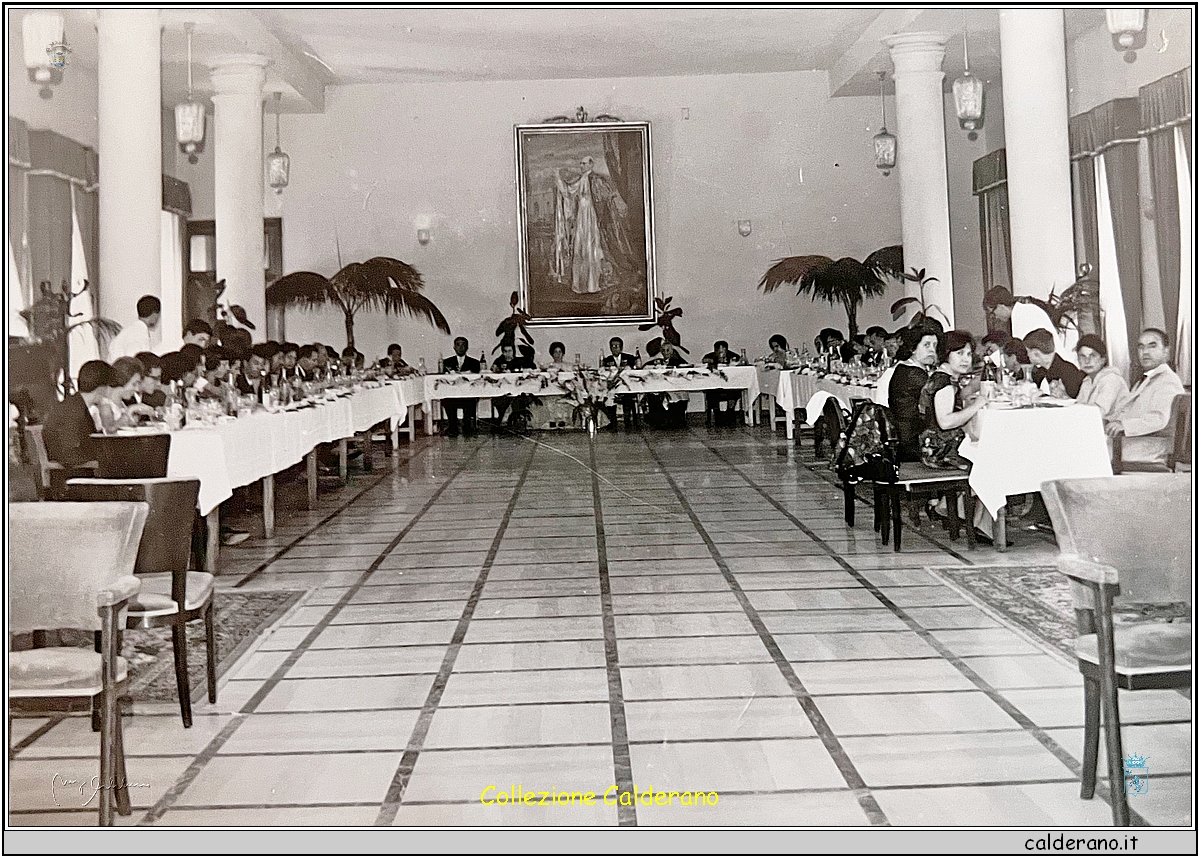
[882,31,949,75]
[209,54,269,94]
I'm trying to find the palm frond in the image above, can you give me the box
[266,272,335,309]
[756,255,834,293]
[863,245,905,282]
[67,316,122,346]
[360,257,425,292]
[341,258,450,333]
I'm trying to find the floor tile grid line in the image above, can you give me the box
[8,714,69,759]
[640,434,891,828]
[712,430,979,563]
[233,441,432,588]
[137,441,489,825]
[373,438,541,826]
[590,439,639,828]
[694,436,1149,827]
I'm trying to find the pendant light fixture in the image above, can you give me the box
[952,12,985,140]
[872,71,896,176]
[266,92,290,195]
[1106,9,1147,63]
[174,23,206,164]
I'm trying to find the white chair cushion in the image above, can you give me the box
[1075,623,1193,674]
[9,648,128,697]
[128,571,214,616]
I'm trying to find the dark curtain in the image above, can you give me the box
[971,149,1012,320]
[9,119,31,311]
[26,130,82,296]
[1071,158,1099,278]
[1140,68,1191,338]
[1069,98,1144,364]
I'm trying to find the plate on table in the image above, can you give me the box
[116,424,170,435]
[1032,396,1074,407]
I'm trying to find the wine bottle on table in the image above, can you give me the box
[437,354,444,374]
[480,352,487,373]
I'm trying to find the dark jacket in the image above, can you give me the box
[1035,354,1085,399]
[491,355,536,373]
[444,354,482,373]
[43,393,100,467]
[602,353,638,369]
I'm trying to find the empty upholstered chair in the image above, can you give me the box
[65,478,214,728]
[1040,474,1191,826]
[9,501,148,825]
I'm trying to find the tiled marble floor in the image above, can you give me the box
[9,427,1192,827]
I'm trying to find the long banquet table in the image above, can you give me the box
[165,380,419,571]
[958,400,1113,548]
[773,370,878,439]
[421,366,762,434]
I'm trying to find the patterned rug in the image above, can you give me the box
[929,565,1078,662]
[11,591,302,712]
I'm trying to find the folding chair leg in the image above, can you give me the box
[1095,590,1130,826]
[873,486,884,533]
[99,685,115,826]
[879,489,891,546]
[964,492,977,550]
[204,601,218,704]
[843,481,856,526]
[91,631,102,733]
[1080,674,1101,799]
[946,490,962,540]
[171,623,193,728]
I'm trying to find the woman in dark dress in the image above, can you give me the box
[888,328,939,461]
[917,330,988,469]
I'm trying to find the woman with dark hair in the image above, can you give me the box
[888,327,939,461]
[1075,333,1128,420]
[767,334,790,366]
[918,330,988,469]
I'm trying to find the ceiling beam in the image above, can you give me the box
[828,8,925,97]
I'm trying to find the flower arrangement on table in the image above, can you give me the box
[624,366,729,385]
[559,365,628,432]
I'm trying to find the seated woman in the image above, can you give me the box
[888,328,939,460]
[917,330,988,470]
[532,342,575,429]
[702,340,744,426]
[1074,333,1128,421]
[767,334,791,367]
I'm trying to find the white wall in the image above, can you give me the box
[1067,9,1192,115]
[272,70,908,366]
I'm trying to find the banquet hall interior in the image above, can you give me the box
[5,6,1194,832]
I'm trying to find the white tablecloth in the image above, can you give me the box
[775,371,879,438]
[167,383,407,515]
[422,367,760,433]
[957,402,1113,517]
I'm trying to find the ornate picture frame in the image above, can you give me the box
[515,121,656,325]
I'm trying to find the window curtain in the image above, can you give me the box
[68,193,98,377]
[9,118,32,317]
[972,149,1012,320]
[1069,98,1144,380]
[160,210,186,354]
[1139,68,1192,386]
[26,130,86,305]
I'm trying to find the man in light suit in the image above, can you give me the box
[442,336,481,436]
[1105,328,1186,466]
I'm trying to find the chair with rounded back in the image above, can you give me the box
[65,477,213,728]
[90,432,171,479]
[1040,474,1191,826]
[9,501,148,825]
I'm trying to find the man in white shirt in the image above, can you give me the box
[983,286,1077,365]
[107,295,161,359]
[1105,328,1186,466]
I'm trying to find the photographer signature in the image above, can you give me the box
[51,773,150,807]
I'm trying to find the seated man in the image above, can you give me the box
[490,343,536,427]
[382,343,418,377]
[1023,328,1084,398]
[295,345,320,381]
[340,346,358,375]
[43,360,111,468]
[642,338,690,429]
[863,326,889,366]
[702,340,745,426]
[601,336,639,430]
[134,352,167,408]
[1105,328,1186,466]
[182,318,213,350]
[442,336,481,436]
[817,328,845,356]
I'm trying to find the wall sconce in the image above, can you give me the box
[417,229,431,245]
[23,12,69,99]
[415,215,432,245]
[1106,9,1147,63]
[737,220,752,238]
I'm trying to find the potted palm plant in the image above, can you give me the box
[267,255,450,348]
[757,246,903,337]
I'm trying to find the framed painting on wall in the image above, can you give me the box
[515,121,656,325]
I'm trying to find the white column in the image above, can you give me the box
[210,55,268,340]
[883,32,955,327]
[999,9,1076,299]
[97,9,162,330]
